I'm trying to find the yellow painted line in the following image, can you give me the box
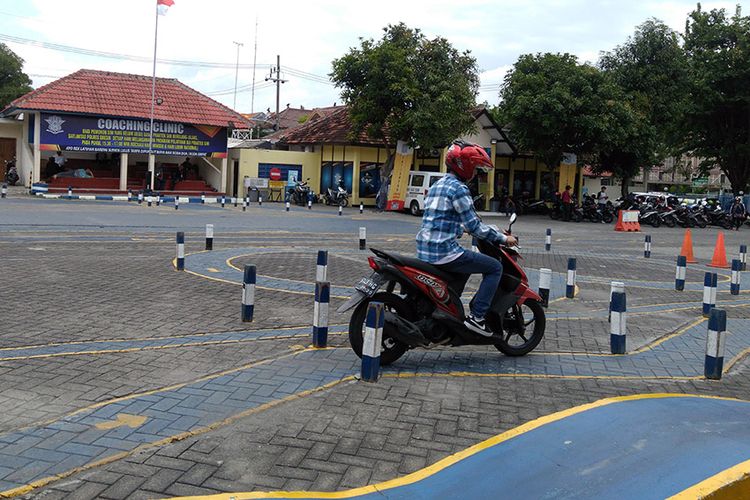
[173,393,747,500]
[384,372,699,381]
[0,373,357,499]
[630,317,706,354]
[94,413,147,431]
[0,333,347,363]
[668,458,750,499]
[207,267,220,273]
[0,324,348,353]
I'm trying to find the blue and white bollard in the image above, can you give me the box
[137,191,143,204]
[359,227,366,250]
[234,197,238,208]
[675,255,687,291]
[221,196,226,208]
[205,224,214,251]
[361,302,384,383]
[359,202,364,214]
[201,192,205,204]
[566,258,576,299]
[316,250,328,282]
[644,234,651,258]
[545,228,551,251]
[176,232,185,271]
[175,196,180,210]
[156,194,161,206]
[127,189,133,202]
[731,259,741,295]
[308,199,312,210]
[740,244,747,271]
[242,197,247,212]
[704,308,727,380]
[338,205,343,216]
[286,201,290,212]
[313,281,330,348]
[1,183,6,198]
[147,195,152,207]
[242,265,256,322]
[258,195,262,207]
[68,186,73,199]
[610,281,626,354]
[538,268,552,307]
[702,272,718,317]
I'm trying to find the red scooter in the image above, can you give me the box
[337,214,546,365]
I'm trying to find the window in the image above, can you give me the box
[411,175,425,187]
[429,175,442,187]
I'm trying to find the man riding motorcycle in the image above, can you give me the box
[416,140,517,337]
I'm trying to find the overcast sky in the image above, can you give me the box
[0,0,742,114]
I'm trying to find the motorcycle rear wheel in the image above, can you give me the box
[338,197,349,208]
[649,217,661,228]
[491,300,546,356]
[662,215,676,228]
[348,292,411,366]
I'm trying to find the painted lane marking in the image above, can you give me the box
[173,395,750,500]
[94,414,147,431]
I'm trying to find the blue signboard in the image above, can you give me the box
[39,113,227,157]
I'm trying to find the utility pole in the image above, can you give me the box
[232,41,243,110]
[250,17,258,115]
[265,54,287,130]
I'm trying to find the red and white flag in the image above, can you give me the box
[157,0,174,15]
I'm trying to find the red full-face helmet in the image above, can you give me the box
[445,141,493,182]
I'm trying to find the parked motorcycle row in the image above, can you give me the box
[3,157,18,186]
[286,178,350,207]
[614,195,743,229]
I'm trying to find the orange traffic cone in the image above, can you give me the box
[680,229,698,263]
[707,232,730,268]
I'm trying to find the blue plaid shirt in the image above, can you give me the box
[416,173,506,263]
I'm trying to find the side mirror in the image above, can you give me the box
[508,213,517,229]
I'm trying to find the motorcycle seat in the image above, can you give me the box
[370,248,463,283]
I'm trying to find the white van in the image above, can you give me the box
[405,171,445,216]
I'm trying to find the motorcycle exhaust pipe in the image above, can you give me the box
[384,311,430,347]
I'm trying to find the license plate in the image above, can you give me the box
[355,277,381,297]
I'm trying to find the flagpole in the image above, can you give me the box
[148,0,159,192]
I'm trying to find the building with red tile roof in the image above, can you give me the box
[2,69,250,193]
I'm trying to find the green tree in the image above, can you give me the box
[330,23,479,205]
[683,4,750,194]
[498,53,617,174]
[595,19,690,194]
[0,43,32,109]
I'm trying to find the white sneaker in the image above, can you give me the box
[464,315,493,337]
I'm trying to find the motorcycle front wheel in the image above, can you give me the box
[491,300,546,356]
[338,197,349,208]
[649,216,661,228]
[348,292,411,366]
[602,212,614,224]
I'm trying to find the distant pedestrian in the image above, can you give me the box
[597,186,609,207]
[54,151,66,168]
[562,185,573,221]
[731,196,746,231]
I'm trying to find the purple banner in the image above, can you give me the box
[40,113,227,157]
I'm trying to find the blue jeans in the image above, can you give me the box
[436,250,503,318]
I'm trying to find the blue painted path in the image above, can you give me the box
[0,326,347,361]
[185,248,569,301]
[219,395,750,499]
[2,317,750,494]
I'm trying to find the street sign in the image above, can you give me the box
[692,177,708,188]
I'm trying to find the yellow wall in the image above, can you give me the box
[238,149,320,196]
